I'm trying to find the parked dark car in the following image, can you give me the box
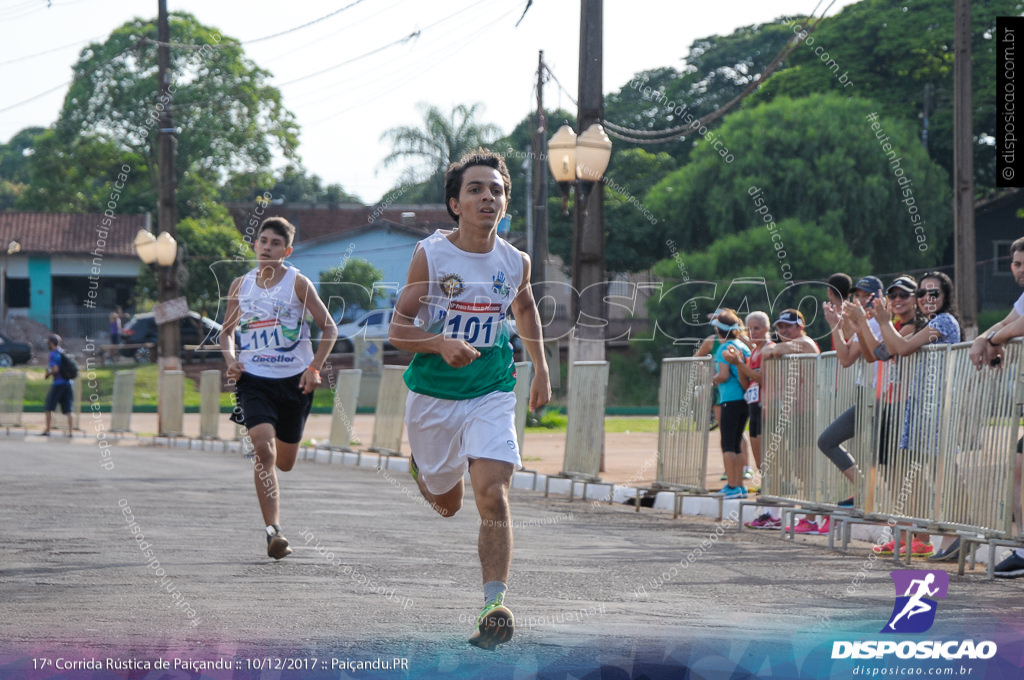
[0,333,32,366]
[119,312,222,362]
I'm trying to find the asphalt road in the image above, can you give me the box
[2,434,1023,680]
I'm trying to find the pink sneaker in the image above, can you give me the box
[791,518,819,534]
[818,517,831,535]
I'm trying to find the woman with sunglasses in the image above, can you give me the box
[866,274,961,559]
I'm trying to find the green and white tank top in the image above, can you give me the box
[404,230,523,400]
[236,266,314,378]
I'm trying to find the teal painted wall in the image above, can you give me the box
[28,256,51,326]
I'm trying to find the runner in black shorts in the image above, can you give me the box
[220,217,337,559]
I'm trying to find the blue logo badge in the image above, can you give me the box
[882,570,948,634]
[492,270,511,297]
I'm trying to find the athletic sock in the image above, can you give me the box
[484,581,507,604]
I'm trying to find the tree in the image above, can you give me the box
[380,103,501,202]
[643,218,871,358]
[37,11,298,218]
[223,165,361,205]
[751,0,1024,194]
[603,18,797,167]
[644,93,952,275]
[318,258,385,322]
[17,129,151,214]
[0,126,45,186]
[134,206,250,314]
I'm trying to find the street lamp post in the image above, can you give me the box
[546,121,612,358]
[135,228,180,434]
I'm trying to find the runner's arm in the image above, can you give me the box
[219,277,245,381]
[509,252,551,411]
[387,246,480,368]
[294,273,337,393]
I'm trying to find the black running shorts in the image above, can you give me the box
[719,399,749,453]
[231,371,313,444]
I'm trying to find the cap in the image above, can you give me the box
[774,309,805,327]
[706,308,724,321]
[886,276,917,294]
[853,276,883,297]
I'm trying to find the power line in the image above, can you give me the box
[142,0,372,49]
[276,30,421,88]
[0,34,104,67]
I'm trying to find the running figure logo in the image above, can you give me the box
[882,570,949,634]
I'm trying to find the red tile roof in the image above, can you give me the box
[0,212,151,256]
[227,202,453,243]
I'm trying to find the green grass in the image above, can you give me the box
[2,363,238,410]
[524,413,658,433]
[604,416,659,433]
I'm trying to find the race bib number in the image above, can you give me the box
[238,318,283,351]
[444,301,504,347]
[744,382,760,404]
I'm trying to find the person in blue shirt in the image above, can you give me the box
[43,333,73,437]
[711,309,752,498]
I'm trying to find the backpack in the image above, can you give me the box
[59,351,79,380]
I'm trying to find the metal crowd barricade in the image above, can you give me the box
[760,353,821,507]
[0,371,26,427]
[760,341,1024,574]
[940,341,1023,538]
[655,356,713,491]
[369,365,408,456]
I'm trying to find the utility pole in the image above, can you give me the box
[531,50,549,317]
[953,0,977,337]
[156,0,181,434]
[572,0,605,359]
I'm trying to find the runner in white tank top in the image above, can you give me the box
[389,151,551,650]
[219,217,337,560]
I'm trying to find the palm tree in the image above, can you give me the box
[380,103,502,202]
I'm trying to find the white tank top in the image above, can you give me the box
[236,266,314,378]
[414,230,523,346]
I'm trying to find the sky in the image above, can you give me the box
[0,0,861,204]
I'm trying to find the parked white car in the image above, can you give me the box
[333,308,395,352]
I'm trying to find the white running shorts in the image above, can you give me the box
[405,390,521,495]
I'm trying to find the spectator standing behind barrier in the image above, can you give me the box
[698,309,755,481]
[846,274,922,464]
[109,307,122,345]
[723,311,773,476]
[968,236,1024,578]
[723,312,777,528]
[759,309,824,533]
[816,276,885,505]
[848,275,933,558]
[42,333,73,437]
[872,272,960,561]
[710,310,752,499]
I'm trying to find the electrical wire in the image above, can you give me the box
[0,33,105,67]
[142,0,372,49]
